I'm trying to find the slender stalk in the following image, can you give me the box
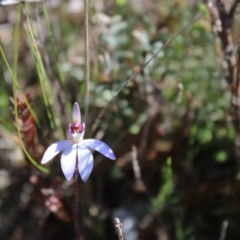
[84,0,90,124]
[235,44,240,98]
[114,218,124,240]
[41,2,65,87]
[219,220,228,240]
[13,3,20,78]
[73,153,82,240]
[24,3,56,131]
[0,47,49,174]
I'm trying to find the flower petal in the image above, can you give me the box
[73,102,81,123]
[61,144,77,180]
[78,145,93,182]
[41,140,72,164]
[81,139,116,160]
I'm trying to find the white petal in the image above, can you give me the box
[61,144,77,180]
[41,140,72,164]
[78,145,94,182]
[73,102,81,123]
[81,139,116,160]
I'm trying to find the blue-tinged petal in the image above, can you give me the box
[61,144,77,180]
[41,140,72,164]
[73,102,81,123]
[78,145,93,182]
[81,139,116,160]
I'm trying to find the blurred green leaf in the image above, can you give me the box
[215,151,227,163]
[116,0,126,7]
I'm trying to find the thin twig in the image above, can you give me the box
[84,0,90,124]
[229,0,240,21]
[90,14,202,134]
[235,43,240,98]
[114,218,124,240]
[206,0,240,170]
[215,0,235,86]
[131,146,146,192]
[219,220,228,240]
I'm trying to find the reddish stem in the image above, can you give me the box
[73,153,82,240]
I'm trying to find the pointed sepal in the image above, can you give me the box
[41,140,72,164]
[81,139,116,160]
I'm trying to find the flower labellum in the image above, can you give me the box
[41,102,116,181]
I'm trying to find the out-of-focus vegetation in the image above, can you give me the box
[0,0,240,239]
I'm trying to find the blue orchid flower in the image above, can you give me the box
[41,102,116,181]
